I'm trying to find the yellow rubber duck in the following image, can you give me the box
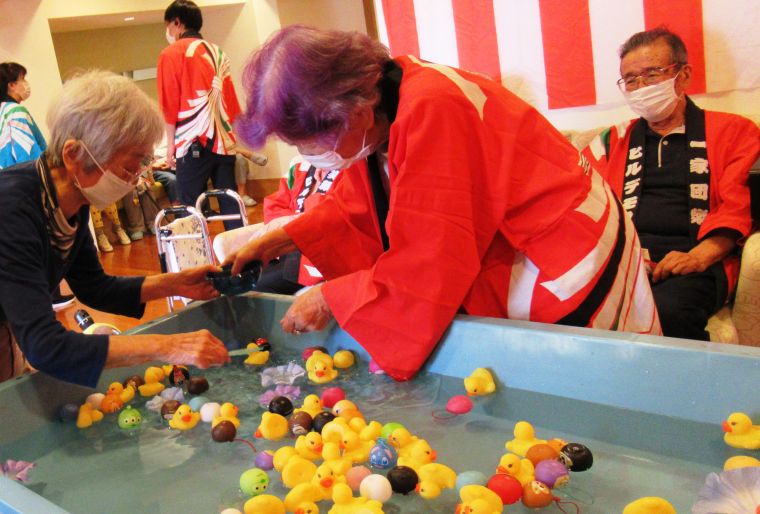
[359,420,383,442]
[724,455,760,470]
[243,494,286,514]
[295,431,324,461]
[328,483,385,514]
[294,394,324,419]
[622,497,676,514]
[99,392,124,414]
[332,400,364,423]
[416,462,457,499]
[282,455,318,489]
[496,453,535,486]
[505,421,546,457]
[212,402,241,429]
[457,484,503,514]
[306,351,339,384]
[284,482,323,514]
[321,418,351,444]
[389,426,418,458]
[168,404,200,431]
[255,411,289,441]
[244,341,270,366]
[464,368,496,396]
[76,403,104,429]
[332,350,355,369]
[138,366,166,397]
[321,441,353,476]
[722,412,760,449]
[397,439,437,471]
[340,430,373,464]
[107,382,135,404]
[273,445,298,472]
[311,462,346,498]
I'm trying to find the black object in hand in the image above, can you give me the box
[206,260,263,296]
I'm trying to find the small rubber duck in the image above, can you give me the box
[722,412,760,449]
[321,418,351,444]
[306,350,339,384]
[397,439,437,471]
[282,455,318,489]
[168,404,200,430]
[622,497,676,514]
[138,366,166,397]
[464,368,496,396]
[505,421,546,457]
[359,420,383,442]
[255,411,289,441]
[416,462,457,499]
[107,381,135,404]
[340,430,373,464]
[328,483,385,514]
[311,462,346,498]
[76,403,104,429]
[457,484,503,514]
[332,400,364,423]
[724,455,760,470]
[243,494,286,514]
[389,427,418,458]
[295,431,324,461]
[273,445,299,472]
[295,394,324,419]
[244,341,270,366]
[321,441,353,476]
[99,391,124,414]
[212,402,241,429]
[496,453,535,486]
[284,483,323,514]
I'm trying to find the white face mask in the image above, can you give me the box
[623,75,681,123]
[302,130,372,170]
[165,26,176,45]
[75,143,136,210]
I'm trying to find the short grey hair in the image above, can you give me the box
[46,70,163,169]
[619,27,688,65]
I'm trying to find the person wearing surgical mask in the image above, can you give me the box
[0,70,230,386]
[582,27,759,341]
[0,62,46,169]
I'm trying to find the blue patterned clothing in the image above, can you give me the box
[0,98,46,169]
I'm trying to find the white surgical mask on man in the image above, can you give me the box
[75,142,137,210]
[302,130,372,170]
[623,75,681,123]
[165,27,176,45]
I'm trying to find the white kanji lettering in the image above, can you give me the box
[690,184,709,201]
[690,157,709,174]
[624,178,641,195]
[622,197,639,211]
[628,146,643,160]
[690,208,708,225]
[625,162,642,177]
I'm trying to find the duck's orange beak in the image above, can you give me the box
[182,414,192,422]
[430,450,437,461]
[496,465,507,474]
[722,421,732,433]
[320,477,333,488]
[255,428,262,438]
[316,370,325,377]
[295,509,304,514]
[314,443,323,453]
[415,483,421,492]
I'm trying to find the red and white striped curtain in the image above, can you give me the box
[374,0,760,111]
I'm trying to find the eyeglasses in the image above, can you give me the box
[617,63,683,91]
[81,142,152,183]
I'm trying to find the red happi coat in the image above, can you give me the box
[285,56,660,381]
[582,110,759,292]
[157,36,241,158]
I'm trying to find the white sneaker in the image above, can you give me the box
[115,227,131,245]
[97,233,113,252]
[242,195,257,207]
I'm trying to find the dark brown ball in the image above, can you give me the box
[161,400,181,420]
[123,375,144,389]
[289,411,313,436]
[387,465,418,494]
[211,420,237,442]
[268,396,294,417]
[187,377,210,395]
[311,411,336,433]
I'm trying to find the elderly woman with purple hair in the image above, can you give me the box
[229,25,660,381]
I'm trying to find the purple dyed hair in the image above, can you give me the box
[237,25,392,149]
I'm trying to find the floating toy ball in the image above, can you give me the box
[212,420,237,442]
[381,422,405,440]
[369,438,398,469]
[525,443,559,466]
[368,360,385,375]
[200,402,221,423]
[456,470,488,492]
[302,346,328,361]
[123,374,144,390]
[311,411,336,434]
[623,496,676,514]
[387,465,419,495]
[161,400,182,420]
[86,392,105,410]
[321,387,346,409]
[240,468,269,497]
[289,411,313,436]
[360,473,393,503]
[188,395,209,412]
[268,396,294,417]
[560,442,594,472]
[187,377,209,395]
[332,350,355,369]
[724,455,760,470]
[446,395,473,415]
[521,480,555,509]
[58,403,80,423]
[346,465,373,491]
[535,459,569,488]
[255,451,275,471]
[486,473,523,505]
[118,406,142,429]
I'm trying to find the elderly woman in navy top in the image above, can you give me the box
[0,70,230,387]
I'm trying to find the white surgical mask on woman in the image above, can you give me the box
[75,143,136,210]
[302,130,372,170]
[623,75,681,123]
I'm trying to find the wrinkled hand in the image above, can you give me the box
[172,264,221,300]
[652,250,707,283]
[280,285,334,334]
[227,228,294,275]
[163,329,230,368]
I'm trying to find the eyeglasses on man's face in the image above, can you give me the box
[617,63,683,92]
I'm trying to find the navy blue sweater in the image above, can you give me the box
[0,160,145,387]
